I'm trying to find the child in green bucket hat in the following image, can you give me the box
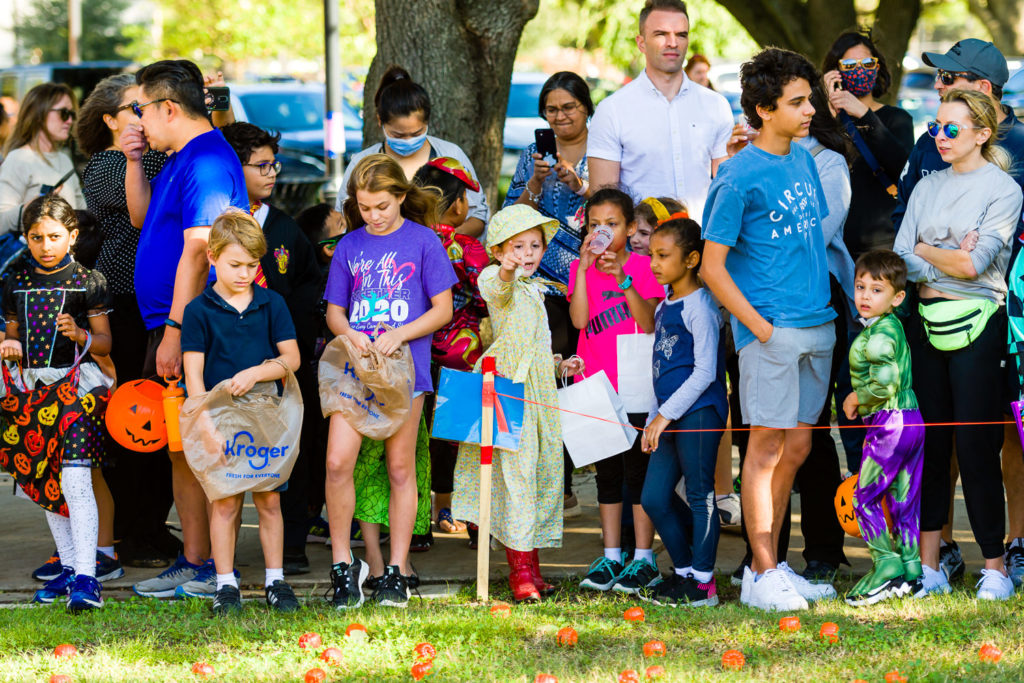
[451,204,584,602]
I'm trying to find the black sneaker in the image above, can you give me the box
[579,555,624,591]
[939,541,965,582]
[612,557,660,594]
[212,585,242,615]
[283,547,310,576]
[651,572,719,607]
[327,558,368,609]
[265,580,300,612]
[802,560,838,584]
[372,565,410,608]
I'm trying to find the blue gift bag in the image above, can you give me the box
[431,367,525,451]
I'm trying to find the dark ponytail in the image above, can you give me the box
[375,65,432,125]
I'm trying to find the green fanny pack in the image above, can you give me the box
[919,298,999,351]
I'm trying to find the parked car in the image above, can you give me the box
[0,61,131,109]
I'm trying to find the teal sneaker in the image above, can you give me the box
[612,556,660,595]
[580,555,624,592]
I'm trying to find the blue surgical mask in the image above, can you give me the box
[385,130,428,157]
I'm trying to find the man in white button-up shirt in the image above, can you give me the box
[588,0,736,220]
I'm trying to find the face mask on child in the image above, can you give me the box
[386,131,428,157]
[839,67,878,98]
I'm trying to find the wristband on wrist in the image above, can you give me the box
[618,275,633,291]
[164,318,182,330]
[574,180,589,197]
[526,182,542,203]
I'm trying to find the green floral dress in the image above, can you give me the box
[352,416,432,534]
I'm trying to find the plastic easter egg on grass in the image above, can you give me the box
[490,602,511,618]
[556,626,578,647]
[191,662,215,678]
[52,644,78,659]
[645,665,666,681]
[534,675,558,683]
[304,669,327,683]
[618,670,640,683]
[979,643,1003,663]
[49,676,72,683]
[320,647,344,666]
[345,623,368,639]
[884,671,908,683]
[411,660,434,681]
[105,379,167,452]
[624,606,645,622]
[819,622,840,644]
[414,642,437,662]
[779,616,800,632]
[298,632,322,650]
[643,640,666,657]
[721,649,745,671]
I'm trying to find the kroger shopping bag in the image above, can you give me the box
[557,369,636,468]
[318,330,414,440]
[180,361,303,501]
[616,324,656,413]
[431,367,524,451]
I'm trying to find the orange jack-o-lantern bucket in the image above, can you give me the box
[105,379,167,452]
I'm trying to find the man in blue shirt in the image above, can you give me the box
[122,60,249,600]
[701,48,837,612]
[892,39,1024,588]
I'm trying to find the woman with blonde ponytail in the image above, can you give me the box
[893,87,1023,601]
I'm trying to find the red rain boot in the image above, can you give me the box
[505,548,541,602]
[530,549,555,596]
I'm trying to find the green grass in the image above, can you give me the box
[1,578,1023,682]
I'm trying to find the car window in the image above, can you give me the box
[506,82,545,118]
[239,92,360,131]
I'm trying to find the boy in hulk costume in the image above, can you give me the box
[842,250,924,606]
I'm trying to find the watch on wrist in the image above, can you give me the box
[618,275,633,291]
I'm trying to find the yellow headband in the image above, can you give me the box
[641,197,669,223]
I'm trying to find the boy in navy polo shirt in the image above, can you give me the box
[181,210,302,615]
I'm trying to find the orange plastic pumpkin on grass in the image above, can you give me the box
[643,640,666,657]
[979,643,1003,663]
[779,616,800,632]
[617,670,640,683]
[721,649,745,670]
[190,662,214,678]
[884,671,908,683]
[624,606,645,622]
[52,644,77,659]
[819,622,840,644]
[644,665,666,680]
[105,379,167,452]
[556,627,578,647]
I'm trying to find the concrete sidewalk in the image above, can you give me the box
[0,442,983,603]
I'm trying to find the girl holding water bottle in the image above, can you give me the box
[568,187,665,595]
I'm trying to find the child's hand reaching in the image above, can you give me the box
[498,249,523,276]
[557,356,584,377]
[0,339,21,362]
[842,391,860,421]
[373,327,406,357]
[56,313,82,344]
[344,329,372,354]
[642,413,670,453]
[228,367,262,396]
[596,250,624,281]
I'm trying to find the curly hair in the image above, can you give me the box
[740,48,820,130]
[822,30,893,99]
[220,121,281,165]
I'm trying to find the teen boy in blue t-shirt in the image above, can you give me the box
[701,47,837,612]
[181,210,301,615]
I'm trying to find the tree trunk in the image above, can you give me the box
[713,0,921,103]
[967,0,1024,55]
[363,0,540,212]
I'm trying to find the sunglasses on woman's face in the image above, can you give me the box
[937,69,976,86]
[318,235,343,248]
[926,121,982,139]
[50,107,75,122]
[838,57,878,71]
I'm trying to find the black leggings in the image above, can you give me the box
[910,301,1006,559]
[594,413,650,505]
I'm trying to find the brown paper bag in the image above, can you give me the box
[317,331,414,440]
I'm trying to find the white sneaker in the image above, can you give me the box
[742,567,808,612]
[778,561,836,602]
[976,568,1014,601]
[739,566,753,605]
[716,493,742,526]
[914,565,951,597]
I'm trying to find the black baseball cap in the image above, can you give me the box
[922,39,1008,87]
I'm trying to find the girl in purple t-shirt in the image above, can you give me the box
[322,154,456,609]
[568,188,665,595]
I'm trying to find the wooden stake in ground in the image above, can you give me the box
[477,356,496,601]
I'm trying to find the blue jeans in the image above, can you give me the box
[640,406,724,573]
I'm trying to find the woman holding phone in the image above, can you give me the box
[0,83,84,235]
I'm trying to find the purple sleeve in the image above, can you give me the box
[421,231,458,298]
[323,239,353,308]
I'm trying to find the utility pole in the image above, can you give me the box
[68,0,82,64]
[324,0,344,191]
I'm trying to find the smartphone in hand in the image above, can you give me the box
[534,128,557,166]
[205,86,230,111]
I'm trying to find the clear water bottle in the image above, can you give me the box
[589,226,614,254]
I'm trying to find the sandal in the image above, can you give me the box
[436,508,467,534]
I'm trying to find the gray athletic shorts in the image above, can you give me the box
[738,321,835,429]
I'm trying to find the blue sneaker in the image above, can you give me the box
[32,567,75,604]
[132,553,202,598]
[32,550,62,582]
[95,552,125,582]
[67,575,103,612]
[175,559,240,599]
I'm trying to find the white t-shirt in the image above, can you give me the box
[0,147,85,235]
[588,70,733,221]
